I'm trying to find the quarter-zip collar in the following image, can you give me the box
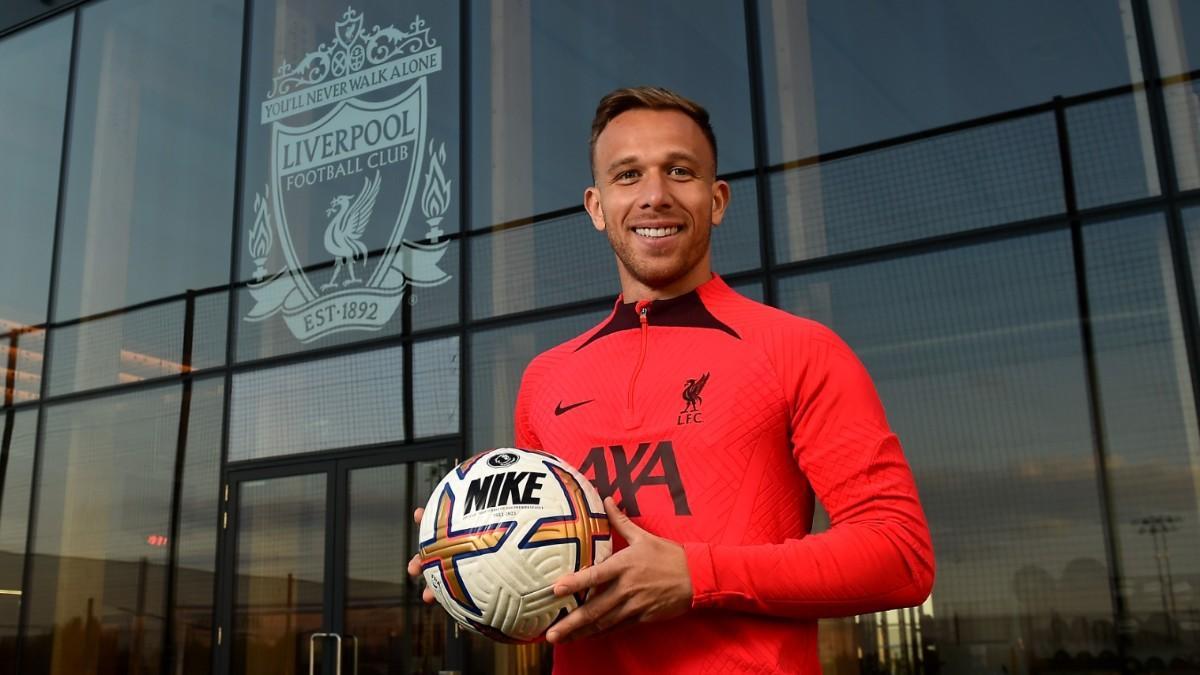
[575,275,740,352]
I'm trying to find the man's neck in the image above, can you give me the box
[619,271,714,304]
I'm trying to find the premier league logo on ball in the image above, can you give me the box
[244,7,452,343]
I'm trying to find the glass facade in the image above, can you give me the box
[3,1,1200,673]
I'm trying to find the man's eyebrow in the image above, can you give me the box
[663,150,701,165]
[604,151,704,175]
[604,156,639,174]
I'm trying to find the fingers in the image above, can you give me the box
[602,497,643,542]
[546,588,625,644]
[552,555,622,597]
[407,553,438,605]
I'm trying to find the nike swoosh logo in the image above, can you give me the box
[555,399,594,416]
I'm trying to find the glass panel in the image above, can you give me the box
[53,0,241,322]
[4,327,44,406]
[0,15,73,407]
[232,473,326,675]
[776,231,1116,673]
[1085,213,1200,667]
[729,279,763,304]
[1164,81,1200,191]
[1149,0,1200,78]
[769,114,1063,263]
[24,384,186,675]
[470,212,614,319]
[1067,92,1161,209]
[470,178,759,319]
[0,14,72,331]
[229,344,405,462]
[47,288,227,396]
[0,409,38,665]
[469,0,754,228]
[413,337,459,439]
[470,309,606,451]
[758,1,1141,161]
[344,458,454,674]
[235,0,461,361]
[171,378,225,675]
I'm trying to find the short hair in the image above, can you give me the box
[589,86,718,178]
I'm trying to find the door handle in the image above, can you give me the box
[309,632,344,675]
[344,634,359,675]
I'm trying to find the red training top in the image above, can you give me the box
[514,275,934,674]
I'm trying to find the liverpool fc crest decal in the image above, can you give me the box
[244,7,451,342]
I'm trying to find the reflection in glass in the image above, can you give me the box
[777,231,1117,673]
[47,289,227,396]
[1149,0,1200,78]
[469,0,754,227]
[232,474,326,675]
[0,409,38,666]
[758,1,1139,161]
[235,0,461,362]
[1164,81,1200,191]
[345,459,454,674]
[470,310,605,451]
[1085,214,1200,665]
[172,378,225,675]
[0,14,72,331]
[24,385,186,675]
[4,327,44,406]
[770,114,1063,263]
[229,345,405,462]
[53,0,241,322]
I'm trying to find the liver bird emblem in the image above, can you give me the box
[681,372,709,413]
[321,170,381,290]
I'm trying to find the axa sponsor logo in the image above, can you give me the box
[578,441,691,517]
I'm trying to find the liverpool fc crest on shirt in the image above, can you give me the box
[244,7,451,343]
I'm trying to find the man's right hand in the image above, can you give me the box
[406,507,437,604]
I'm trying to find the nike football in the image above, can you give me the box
[418,448,611,642]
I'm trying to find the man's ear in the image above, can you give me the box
[710,179,731,227]
[584,186,606,232]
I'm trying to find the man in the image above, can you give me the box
[412,86,934,673]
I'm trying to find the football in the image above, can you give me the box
[418,448,612,642]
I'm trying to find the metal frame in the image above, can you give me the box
[3,1,1200,674]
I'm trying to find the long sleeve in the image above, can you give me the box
[683,324,935,619]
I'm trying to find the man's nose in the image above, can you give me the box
[639,171,672,209]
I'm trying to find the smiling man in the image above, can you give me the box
[410,86,934,673]
[502,87,936,673]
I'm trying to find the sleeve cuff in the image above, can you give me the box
[683,542,718,608]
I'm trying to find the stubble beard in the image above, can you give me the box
[605,224,711,293]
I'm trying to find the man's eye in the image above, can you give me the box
[615,170,640,182]
[668,166,694,177]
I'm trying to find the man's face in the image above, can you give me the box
[585,108,730,300]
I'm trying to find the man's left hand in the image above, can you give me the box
[545,497,692,643]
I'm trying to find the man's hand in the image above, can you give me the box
[405,507,437,605]
[545,497,692,644]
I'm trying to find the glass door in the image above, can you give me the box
[227,467,329,675]
[218,449,458,675]
[337,456,458,675]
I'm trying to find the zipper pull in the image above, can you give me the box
[636,300,651,325]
